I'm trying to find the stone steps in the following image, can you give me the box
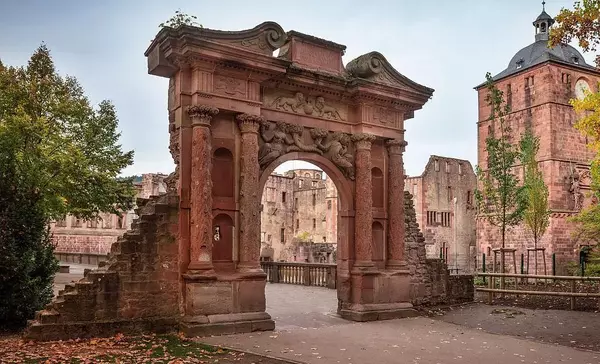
[26,192,179,340]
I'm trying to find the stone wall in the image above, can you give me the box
[405,156,477,273]
[51,173,168,257]
[26,192,180,340]
[260,169,339,262]
[476,62,598,273]
[404,191,474,306]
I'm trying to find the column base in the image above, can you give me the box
[237,264,266,278]
[181,312,275,337]
[339,302,418,322]
[185,262,216,279]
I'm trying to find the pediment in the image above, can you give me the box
[150,21,288,57]
[346,52,433,96]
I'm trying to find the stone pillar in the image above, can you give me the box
[386,139,408,268]
[351,133,377,267]
[237,113,264,274]
[187,105,219,274]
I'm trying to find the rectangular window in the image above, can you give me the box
[267,234,272,242]
[445,161,450,173]
[312,194,316,206]
[312,181,317,188]
[434,159,440,172]
[103,216,112,229]
[299,179,304,188]
[426,211,437,226]
[294,198,298,210]
[467,190,473,205]
[313,218,316,229]
[280,228,285,243]
[440,212,452,227]
[507,84,512,109]
[296,219,299,230]
[458,163,463,175]
[72,217,82,228]
[282,192,286,203]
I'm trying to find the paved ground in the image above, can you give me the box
[434,303,600,353]
[54,267,600,363]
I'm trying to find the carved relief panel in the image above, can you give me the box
[263,90,347,122]
[257,119,355,180]
[213,75,246,98]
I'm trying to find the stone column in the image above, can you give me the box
[351,133,377,267]
[237,113,264,273]
[386,139,408,268]
[187,105,219,274]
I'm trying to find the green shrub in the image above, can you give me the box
[0,159,58,330]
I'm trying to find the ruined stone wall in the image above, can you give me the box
[404,191,473,306]
[476,63,599,273]
[405,156,477,273]
[260,169,338,262]
[260,174,295,261]
[27,193,180,340]
[52,173,168,257]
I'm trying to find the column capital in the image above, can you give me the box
[187,105,219,127]
[236,113,264,134]
[351,133,377,151]
[386,139,408,155]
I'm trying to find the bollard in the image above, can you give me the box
[482,253,487,284]
[552,253,556,283]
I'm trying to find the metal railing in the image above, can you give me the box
[260,261,336,289]
[476,272,600,310]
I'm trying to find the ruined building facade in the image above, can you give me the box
[476,7,600,273]
[405,156,477,273]
[260,168,338,263]
[52,173,168,263]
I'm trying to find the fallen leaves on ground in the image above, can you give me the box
[0,333,285,363]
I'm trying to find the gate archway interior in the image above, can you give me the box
[146,21,433,335]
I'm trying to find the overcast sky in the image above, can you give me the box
[0,0,589,177]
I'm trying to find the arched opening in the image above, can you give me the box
[372,221,385,265]
[212,213,234,269]
[371,167,384,208]
[212,148,234,198]
[258,154,349,320]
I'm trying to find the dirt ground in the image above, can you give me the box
[429,302,600,352]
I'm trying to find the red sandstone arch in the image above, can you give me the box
[259,152,353,212]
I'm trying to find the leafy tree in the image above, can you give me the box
[550,0,600,247]
[159,10,201,29]
[519,129,550,250]
[0,45,134,327]
[0,45,135,220]
[475,73,527,256]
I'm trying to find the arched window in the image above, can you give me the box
[212,148,234,197]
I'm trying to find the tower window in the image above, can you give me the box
[313,218,316,229]
[434,159,440,172]
[282,192,286,203]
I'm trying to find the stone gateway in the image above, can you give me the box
[24,22,475,341]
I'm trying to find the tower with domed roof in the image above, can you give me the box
[475,3,599,274]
